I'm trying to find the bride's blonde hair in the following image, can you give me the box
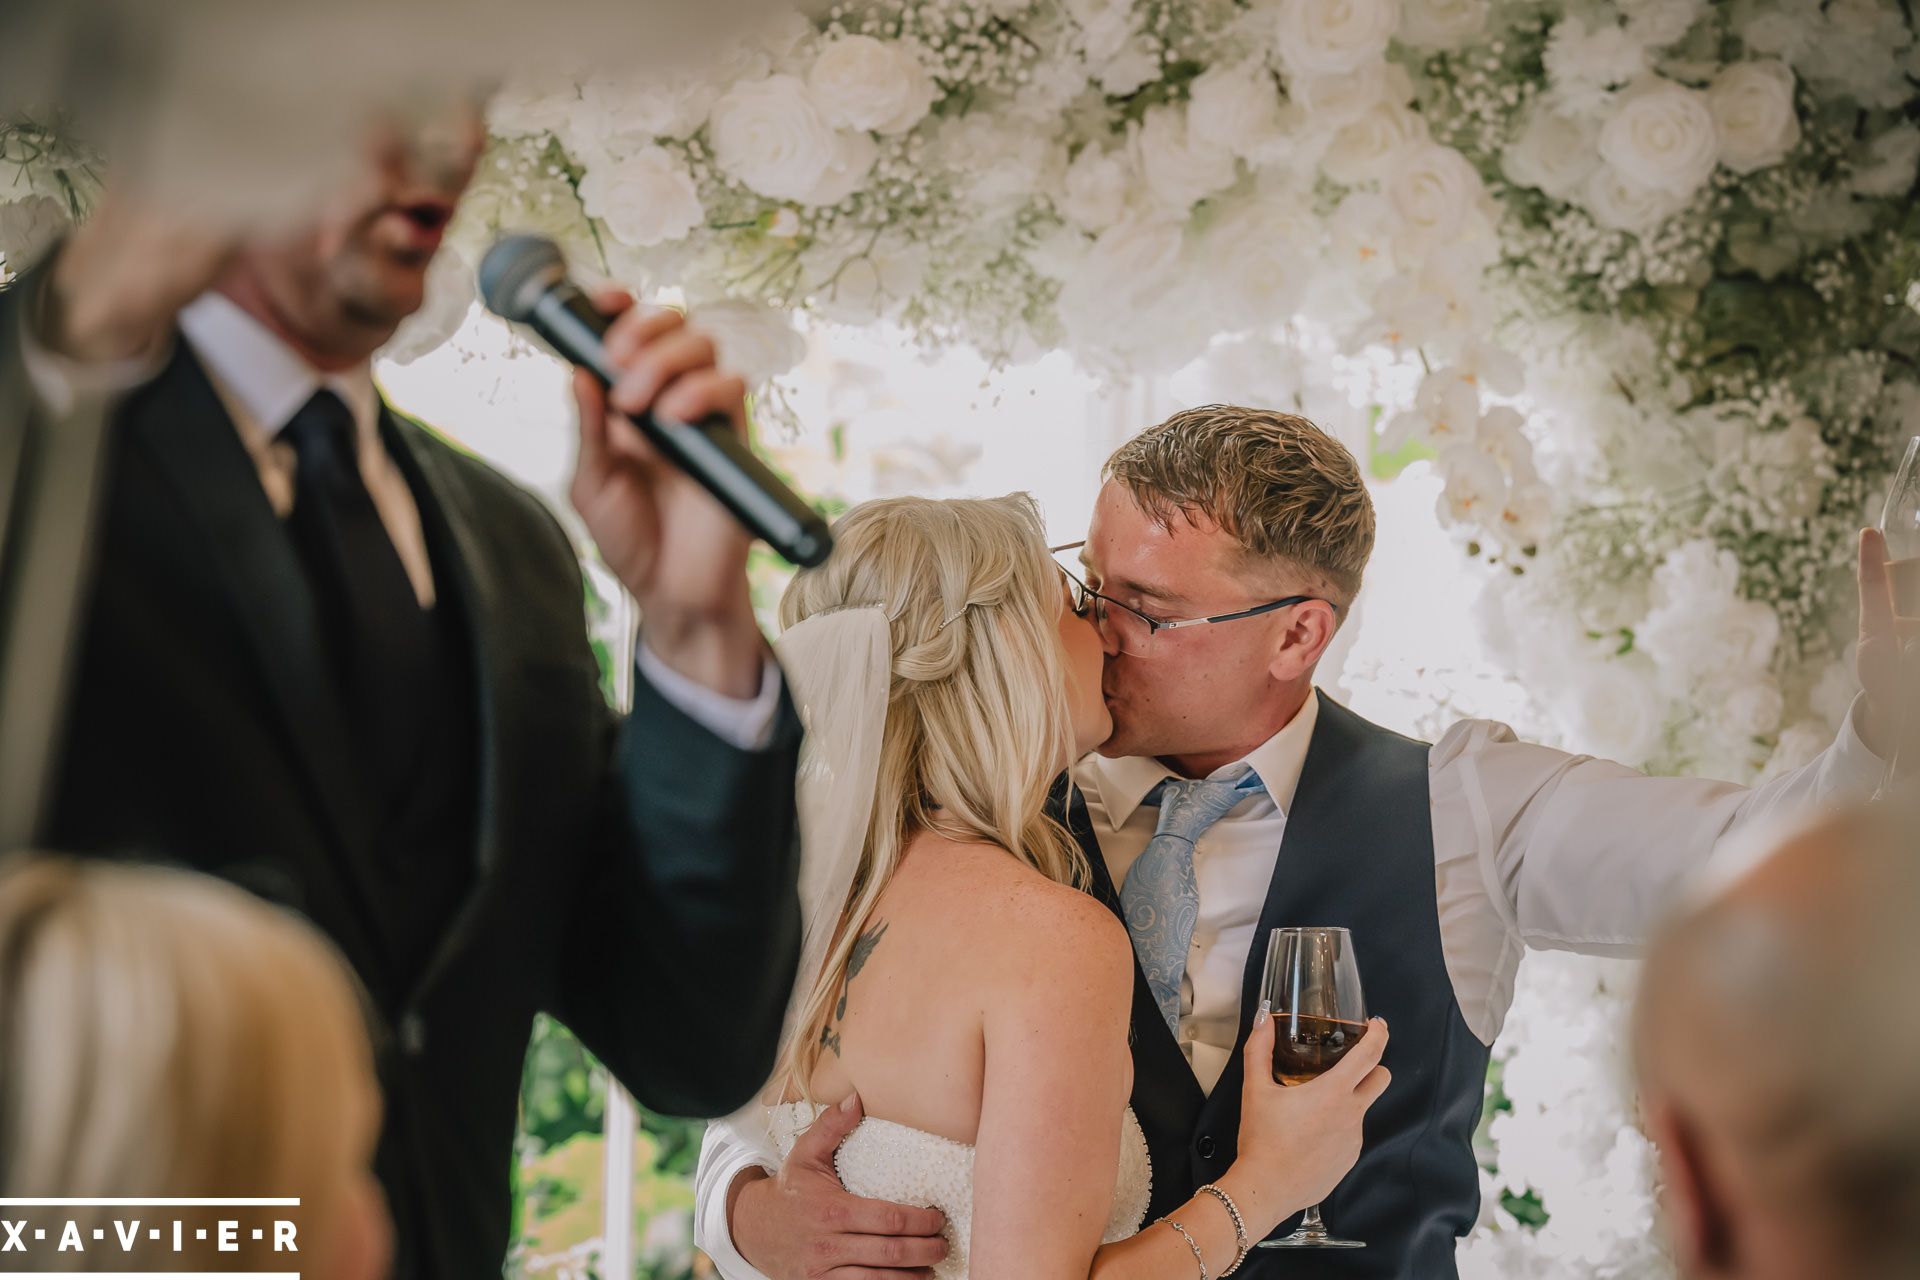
[777,494,1089,1099]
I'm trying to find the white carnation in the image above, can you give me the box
[937,115,1063,212]
[1187,62,1283,159]
[1137,105,1239,210]
[710,76,864,206]
[1850,124,1920,197]
[567,71,719,160]
[1709,61,1801,174]
[1598,78,1720,197]
[1399,0,1491,50]
[577,145,704,247]
[1543,18,1648,108]
[807,36,936,136]
[1386,143,1488,261]
[487,72,576,139]
[1320,101,1426,186]
[1057,216,1196,366]
[1056,144,1134,233]
[1580,165,1686,234]
[687,298,806,386]
[1272,0,1399,76]
[1618,0,1705,48]
[1503,103,1602,200]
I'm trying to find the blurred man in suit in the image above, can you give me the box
[1637,803,1920,1280]
[3,104,803,1277]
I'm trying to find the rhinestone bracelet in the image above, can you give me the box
[1196,1184,1249,1276]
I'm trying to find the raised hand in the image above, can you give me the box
[729,1095,949,1280]
[569,290,766,698]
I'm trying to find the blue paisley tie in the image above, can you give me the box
[1120,771,1268,1037]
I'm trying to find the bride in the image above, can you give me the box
[713,493,1389,1279]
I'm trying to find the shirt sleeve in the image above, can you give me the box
[1432,694,1886,957]
[632,642,782,752]
[694,1117,779,1280]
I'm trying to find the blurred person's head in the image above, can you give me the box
[775,493,1104,1097]
[1635,804,1920,1280]
[1084,405,1374,774]
[217,100,486,369]
[0,857,390,1279]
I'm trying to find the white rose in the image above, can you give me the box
[1718,675,1786,738]
[710,77,873,206]
[1320,101,1426,186]
[1556,656,1666,766]
[807,36,936,136]
[1581,165,1686,234]
[1137,105,1239,210]
[1070,0,1137,64]
[1288,60,1411,128]
[1399,0,1491,50]
[1709,61,1800,174]
[567,71,718,160]
[1386,143,1487,260]
[1056,144,1134,233]
[1188,62,1283,159]
[577,145,704,247]
[1097,38,1163,96]
[687,298,805,386]
[1654,539,1742,600]
[1503,103,1601,199]
[1199,189,1322,325]
[1273,0,1399,76]
[938,115,1062,211]
[487,72,577,139]
[1056,216,1190,360]
[1598,78,1720,197]
[0,195,71,274]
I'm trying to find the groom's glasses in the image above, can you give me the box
[1051,542,1325,657]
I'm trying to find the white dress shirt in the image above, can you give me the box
[19,290,781,748]
[693,693,1883,1277]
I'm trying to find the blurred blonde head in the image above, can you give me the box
[776,494,1090,1098]
[0,857,389,1277]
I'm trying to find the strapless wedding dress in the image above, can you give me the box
[767,1102,1153,1279]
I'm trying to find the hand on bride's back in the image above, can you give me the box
[1222,1011,1390,1234]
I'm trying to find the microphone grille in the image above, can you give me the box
[478,234,566,322]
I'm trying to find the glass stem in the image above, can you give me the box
[1299,1203,1326,1235]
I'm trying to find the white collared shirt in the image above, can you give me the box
[1075,692,1321,1093]
[178,292,440,607]
[19,290,781,748]
[1071,689,1885,1094]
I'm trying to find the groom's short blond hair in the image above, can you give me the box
[1104,405,1375,607]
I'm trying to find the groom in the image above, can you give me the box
[697,405,1896,1278]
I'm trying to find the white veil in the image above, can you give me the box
[727,606,892,1164]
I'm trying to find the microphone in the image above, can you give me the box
[478,235,834,569]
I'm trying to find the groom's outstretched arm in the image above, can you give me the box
[1435,532,1898,961]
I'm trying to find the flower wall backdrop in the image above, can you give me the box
[7,2,1920,1273]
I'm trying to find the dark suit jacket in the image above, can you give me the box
[17,309,804,1279]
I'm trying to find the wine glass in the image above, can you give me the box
[1256,926,1369,1250]
[1877,435,1920,793]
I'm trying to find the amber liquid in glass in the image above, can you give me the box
[1271,1013,1370,1086]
